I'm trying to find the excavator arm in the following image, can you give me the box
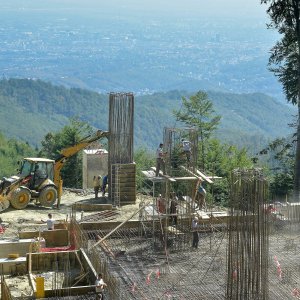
[54,129,109,203]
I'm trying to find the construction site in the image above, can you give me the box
[0,92,299,300]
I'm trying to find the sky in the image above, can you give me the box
[0,0,268,19]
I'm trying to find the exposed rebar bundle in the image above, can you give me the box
[108,92,135,206]
[108,92,134,165]
[226,168,269,300]
[163,127,198,175]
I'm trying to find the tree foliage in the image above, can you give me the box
[205,138,253,206]
[206,139,253,177]
[173,91,253,206]
[262,0,300,199]
[38,118,93,188]
[0,132,36,177]
[0,79,293,153]
[134,148,155,192]
[259,136,295,197]
[262,0,299,103]
[173,91,221,170]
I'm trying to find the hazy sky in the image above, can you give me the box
[0,0,267,19]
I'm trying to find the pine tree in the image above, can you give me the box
[173,91,221,170]
[262,0,300,200]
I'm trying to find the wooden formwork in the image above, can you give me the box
[19,229,69,247]
[27,249,97,298]
[1,274,13,300]
[111,163,136,206]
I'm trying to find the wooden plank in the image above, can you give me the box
[120,193,136,197]
[112,173,136,178]
[72,272,89,287]
[112,180,136,185]
[150,167,176,182]
[162,175,176,182]
[142,170,167,182]
[75,251,84,272]
[90,201,151,250]
[171,177,198,181]
[120,201,136,205]
[196,169,213,184]
[180,166,202,180]
[112,163,136,169]
[115,187,136,192]
[81,220,148,230]
[167,226,184,235]
[141,170,155,177]
[74,203,113,212]
[96,236,116,259]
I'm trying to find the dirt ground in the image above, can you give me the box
[0,189,146,298]
[0,189,144,238]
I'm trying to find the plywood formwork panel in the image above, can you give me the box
[0,239,45,258]
[111,163,136,206]
[27,249,97,297]
[19,229,69,247]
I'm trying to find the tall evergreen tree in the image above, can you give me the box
[173,91,221,170]
[262,0,300,200]
[39,118,93,187]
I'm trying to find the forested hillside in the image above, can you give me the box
[0,132,36,177]
[0,78,294,152]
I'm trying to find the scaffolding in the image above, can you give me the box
[163,127,198,176]
[111,164,121,208]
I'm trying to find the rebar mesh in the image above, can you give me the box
[226,168,269,300]
[108,92,135,206]
[163,127,198,176]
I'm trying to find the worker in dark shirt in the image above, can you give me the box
[102,174,108,197]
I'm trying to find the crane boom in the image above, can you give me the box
[54,129,109,201]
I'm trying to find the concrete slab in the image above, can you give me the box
[0,238,45,258]
[19,229,69,247]
[0,256,26,275]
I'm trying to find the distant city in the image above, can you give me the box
[0,3,282,99]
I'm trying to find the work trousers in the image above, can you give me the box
[192,231,199,248]
[94,186,100,198]
[156,158,166,177]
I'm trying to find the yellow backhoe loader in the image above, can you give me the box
[0,130,109,211]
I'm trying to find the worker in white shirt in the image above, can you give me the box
[41,213,55,230]
[192,216,199,248]
[155,143,166,177]
[95,273,107,300]
[181,138,192,165]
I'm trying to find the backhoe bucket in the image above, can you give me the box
[0,197,10,212]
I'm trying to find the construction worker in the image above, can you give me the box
[95,273,107,300]
[93,175,102,199]
[102,174,108,197]
[156,194,166,213]
[155,143,166,177]
[192,215,199,248]
[181,138,192,165]
[41,213,55,230]
[195,179,206,210]
[170,192,178,225]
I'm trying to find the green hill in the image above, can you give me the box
[0,78,294,153]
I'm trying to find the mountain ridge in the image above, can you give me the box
[0,78,294,153]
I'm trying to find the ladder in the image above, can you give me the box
[111,164,121,207]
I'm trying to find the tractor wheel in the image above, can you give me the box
[39,186,57,207]
[10,188,31,209]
